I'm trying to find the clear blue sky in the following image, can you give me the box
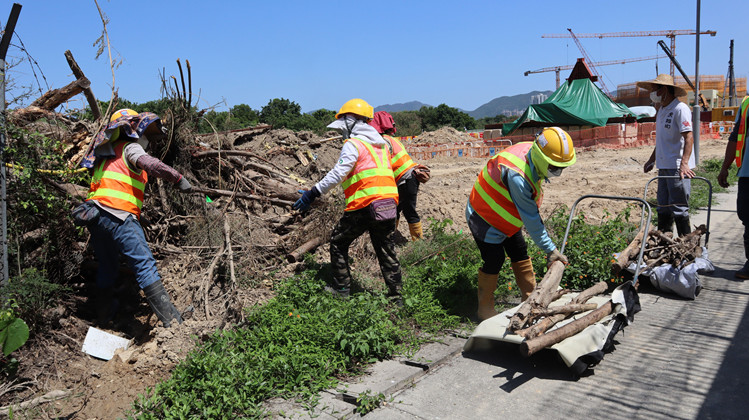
[2,0,747,113]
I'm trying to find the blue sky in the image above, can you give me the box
[2,0,746,113]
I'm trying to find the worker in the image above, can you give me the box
[717,96,749,278]
[292,99,402,298]
[79,109,191,328]
[638,74,695,237]
[369,111,427,241]
[466,127,575,321]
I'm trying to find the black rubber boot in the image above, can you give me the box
[675,216,692,237]
[142,280,183,328]
[657,212,674,234]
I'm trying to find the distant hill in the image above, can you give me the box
[374,101,431,113]
[468,91,554,119]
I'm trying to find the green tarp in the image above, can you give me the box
[502,78,635,135]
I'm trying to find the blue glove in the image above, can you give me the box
[292,187,320,211]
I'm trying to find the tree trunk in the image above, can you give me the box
[509,261,565,331]
[65,50,101,120]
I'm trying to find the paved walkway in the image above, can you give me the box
[273,184,748,420]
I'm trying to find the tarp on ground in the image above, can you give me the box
[502,78,636,135]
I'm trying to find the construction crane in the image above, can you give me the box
[541,29,717,77]
[525,55,665,89]
[566,28,611,97]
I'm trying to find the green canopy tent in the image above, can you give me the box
[502,77,636,135]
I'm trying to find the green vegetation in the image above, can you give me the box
[691,158,739,211]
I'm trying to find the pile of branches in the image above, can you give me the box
[611,224,708,275]
[505,262,614,358]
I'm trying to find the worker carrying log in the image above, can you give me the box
[465,127,577,321]
[292,99,402,299]
[73,109,192,328]
[369,111,430,241]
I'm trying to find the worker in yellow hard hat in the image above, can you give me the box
[293,99,402,299]
[465,127,576,321]
[76,108,192,328]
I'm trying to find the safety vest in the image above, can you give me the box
[87,140,148,218]
[736,96,749,168]
[383,134,417,183]
[469,142,543,236]
[341,137,399,211]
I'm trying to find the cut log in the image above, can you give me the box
[31,77,90,110]
[508,261,565,331]
[611,228,650,275]
[519,301,614,357]
[287,236,325,262]
[515,281,608,339]
[531,303,598,317]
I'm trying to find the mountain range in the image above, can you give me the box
[374,90,554,119]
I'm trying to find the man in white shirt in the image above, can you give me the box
[638,74,695,236]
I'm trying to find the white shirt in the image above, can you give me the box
[655,99,695,170]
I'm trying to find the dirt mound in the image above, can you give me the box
[411,126,476,145]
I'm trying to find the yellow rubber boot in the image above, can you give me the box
[408,222,423,241]
[477,269,499,321]
[511,258,537,301]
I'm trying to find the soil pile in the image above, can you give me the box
[411,126,476,145]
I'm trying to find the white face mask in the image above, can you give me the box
[547,166,563,177]
[137,135,149,150]
[326,115,359,138]
[650,91,661,104]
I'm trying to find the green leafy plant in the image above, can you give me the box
[355,390,387,415]
[1,268,69,329]
[0,300,29,378]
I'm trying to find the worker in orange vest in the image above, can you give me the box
[76,109,191,328]
[293,99,402,298]
[466,127,575,321]
[370,111,426,241]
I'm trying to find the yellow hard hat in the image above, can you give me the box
[533,127,576,167]
[335,98,374,120]
[110,108,138,123]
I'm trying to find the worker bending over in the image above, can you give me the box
[466,127,575,321]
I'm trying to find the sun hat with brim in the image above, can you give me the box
[636,74,687,97]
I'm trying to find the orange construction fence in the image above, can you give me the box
[407,122,721,161]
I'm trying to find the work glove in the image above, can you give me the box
[292,186,320,211]
[177,177,192,193]
[547,249,568,267]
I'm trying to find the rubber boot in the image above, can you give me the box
[477,269,499,321]
[408,221,423,241]
[142,280,183,328]
[675,216,692,237]
[657,212,674,235]
[511,258,537,301]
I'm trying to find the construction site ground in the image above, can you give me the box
[10,132,739,419]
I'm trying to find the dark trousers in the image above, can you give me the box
[397,175,420,224]
[329,208,401,291]
[738,178,749,259]
[473,231,529,275]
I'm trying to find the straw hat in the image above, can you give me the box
[636,74,687,97]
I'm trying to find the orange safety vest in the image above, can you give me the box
[736,96,749,168]
[86,140,148,218]
[469,142,543,236]
[341,137,399,211]
[383,134,417,183]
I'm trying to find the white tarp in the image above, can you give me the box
[627,247,713,299]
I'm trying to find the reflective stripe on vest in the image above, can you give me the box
[86,141,148,217]
[341,137,399,211]
[468,142,542,236]
[736,96,749,168]
[384,134,417,183]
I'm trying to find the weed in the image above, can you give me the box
[355,390,387,415]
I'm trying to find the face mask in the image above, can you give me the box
[547,166,563,177]
[650,91,661,104]
[327,115,359,138]
[137,135,149,150]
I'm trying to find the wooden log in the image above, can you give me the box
[508,261,565,331]
[515,281,608,339]
[611,228,649,275]
[65,50,101,120]
[31,77,89,110]
[519,301,614,357]
[531,303,598,317]
[191,186,294,207]
[287,236,325,262]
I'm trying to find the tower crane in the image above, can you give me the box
[566,28,611,97]
[541,29,717,77]
[525,55,665,89]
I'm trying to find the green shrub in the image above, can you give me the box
[1,268,68,329]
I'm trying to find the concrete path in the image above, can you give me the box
[273,184,748,420]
